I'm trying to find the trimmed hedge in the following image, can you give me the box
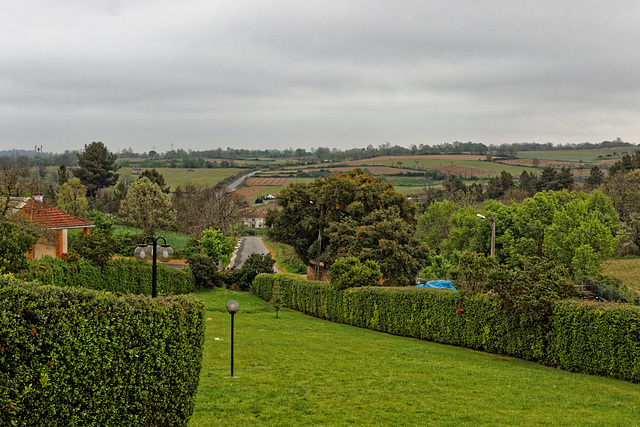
[547,300,640,381]
[18,257,194,296]
[0,276,206,426]
[252,273,640,383]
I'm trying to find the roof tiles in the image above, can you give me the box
[15,199,94,229]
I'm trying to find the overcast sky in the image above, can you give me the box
[1,1,639,154]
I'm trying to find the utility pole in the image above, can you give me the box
[491,213,496,258]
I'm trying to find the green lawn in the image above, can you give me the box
[190,289,640,426]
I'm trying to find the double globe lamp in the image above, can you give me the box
[133,236,174,298]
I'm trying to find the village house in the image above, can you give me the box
[11,196,94,260]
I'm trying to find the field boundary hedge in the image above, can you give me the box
[18,256,194,296]
[252,273,640,383]
[0,276,206,426]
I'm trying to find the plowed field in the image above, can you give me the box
[246,177,290,186]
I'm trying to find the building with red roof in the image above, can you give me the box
[11,197,94,260]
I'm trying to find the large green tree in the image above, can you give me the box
[118,177,175,236]
[267,169,426,285]
[74,142,119,198]
[57,178,89,218]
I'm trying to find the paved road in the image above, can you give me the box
[226,170,260,192]
[233,236,277,271]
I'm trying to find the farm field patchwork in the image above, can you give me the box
[190,289,640,426]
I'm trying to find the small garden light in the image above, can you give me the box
[134,236,173,297]
[226,300,240,378]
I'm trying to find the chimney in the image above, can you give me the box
[33,193,43,203]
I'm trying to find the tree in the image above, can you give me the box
[57,165,69,186]
[602,169,640,251]
[118,177,175,236]
[585,165,605,189]
[199,227,234,262]
[267,169,423,284]
[57,178,89,218]
[0,221,38,273]
[172,183,247,236]
[74,142,119,198]
[140,168,170,193]
[417,200,460,251]
[0,156,33,217]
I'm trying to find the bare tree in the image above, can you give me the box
[173,183,247,236]
[0,156,34,217]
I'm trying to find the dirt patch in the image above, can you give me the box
[246,177,290,186]
[235,186,272,199]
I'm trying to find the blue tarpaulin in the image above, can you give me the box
[416,280,456,290]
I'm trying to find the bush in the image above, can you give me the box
[251,273,640,383]
[18,257,194,295]
[329,256,382,290]
[68,229,117,267]
[0,277,205,425]
[235,253,276,291]
[187,256,224,289]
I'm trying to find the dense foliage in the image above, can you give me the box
[0,276,205,426]
[420,190,620,277]
[18,257,194,296]
[267,169,427,284]
[252,273,640,383]
[0,221,38,273]
[234,253,276,291]
[329,256,382,290]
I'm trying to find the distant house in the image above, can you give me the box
[11,197,94,260]
[132,166,143,175]
[265,194,277,200]
[242,209,268,229]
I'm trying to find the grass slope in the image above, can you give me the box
[190,289,640,426]
[603,257,640,297]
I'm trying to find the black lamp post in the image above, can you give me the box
[226,300,240,378]
[134,236,173,297]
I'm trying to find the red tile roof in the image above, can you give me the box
[15,199,94,229]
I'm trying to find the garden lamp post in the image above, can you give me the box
[134,236,173,297]
[226,300,240,378]
[476,213,496,258]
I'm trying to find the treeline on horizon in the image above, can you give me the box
[1,138,637,168]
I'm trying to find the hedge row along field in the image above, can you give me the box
[252,273,640,383]
[0,275,206,426]
[18,257,194,296]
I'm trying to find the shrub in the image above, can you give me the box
[68,229,117,267]
[235,253,276,291]
[187,256,224,289]
[18,257,194,295]
[0,222,38,273]
[0,277,205,425]
[251,273,640,383]
[330,256,382,290]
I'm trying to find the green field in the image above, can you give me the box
[190,289,640,426]
[516,148,636,163]
[603,257,640,297]
[119,167,245,189]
